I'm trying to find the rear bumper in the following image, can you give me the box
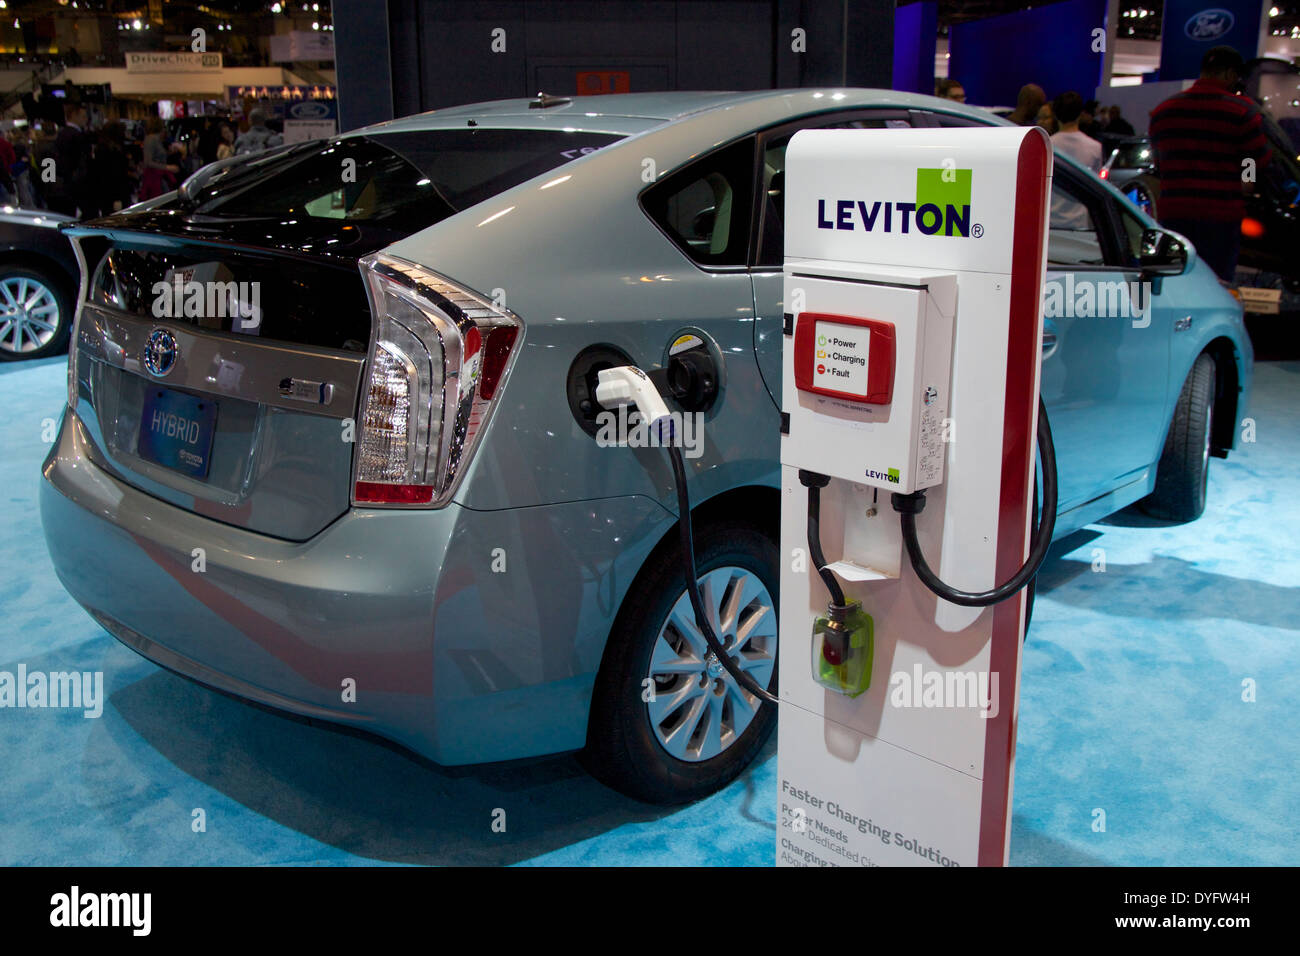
[41,408,671,764]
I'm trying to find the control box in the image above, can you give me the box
[783,263,955,495]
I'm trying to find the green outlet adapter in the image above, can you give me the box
[811,602,874,698]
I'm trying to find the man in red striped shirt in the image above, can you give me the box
[1149,45,1271,282]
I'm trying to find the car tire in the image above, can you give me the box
[0,263,74,361]
[1025,459,1039,640]
[1141,352,1215,522]
[582,520,779,804]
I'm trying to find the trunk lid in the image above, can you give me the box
[66,220,383,541]
[63,124,629,538]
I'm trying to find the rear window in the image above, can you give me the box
[641,137,756,267]
[188,128,623,230]
[1112,140,1154,169]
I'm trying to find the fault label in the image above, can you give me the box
[813,321,870,395]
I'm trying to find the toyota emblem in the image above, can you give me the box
[143,328,179,377]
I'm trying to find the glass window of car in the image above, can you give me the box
[914,109,1115,266]
[1116,205,1147,269]
[1260,122,1300,205]
[190,129,624,232]
[1112,139,1155,171]
[929,112,993,128]
[1048,179,1106,266]
[754,116,913,267]
[642,137,756,267]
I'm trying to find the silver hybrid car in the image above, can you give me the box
[41,90,1251,803]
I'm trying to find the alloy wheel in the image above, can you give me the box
[644,566,777,763]
[0,276,62,356]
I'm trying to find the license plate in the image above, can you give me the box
[1238,287,1281,315]
[137,387,218,479]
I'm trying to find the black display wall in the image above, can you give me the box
[333,0,896,131]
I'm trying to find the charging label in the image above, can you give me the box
[813,322,870,393]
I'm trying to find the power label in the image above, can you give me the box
[813,322,870,394]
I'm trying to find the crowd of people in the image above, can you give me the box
[936,76,1133,176]
[937,45,1273,282]
[1,56,1271,287]
[0,103,286,219]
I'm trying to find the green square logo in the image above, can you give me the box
[888,467,900,482]
[916,167,971,209]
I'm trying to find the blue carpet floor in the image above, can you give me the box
[1,356,1296,865]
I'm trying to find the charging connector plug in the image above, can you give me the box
[593,363,777,706]
[595,366,675,444]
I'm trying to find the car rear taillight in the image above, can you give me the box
[65,235,97,411]
[352,253,522,508]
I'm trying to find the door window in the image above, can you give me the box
[1048,180,1106,266]
[1116,206,1148,269]
[916,108,1114,268]
[754,117,912,267]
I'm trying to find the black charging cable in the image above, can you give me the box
[798,470,847,608]
[667,443,779,705]
[891,396,1057,607]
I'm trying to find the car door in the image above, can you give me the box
[1040,168,1173,511]
[921,110,1179,512]
[747,110,930,407]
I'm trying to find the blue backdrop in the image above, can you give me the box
[893,1,938,95]
[1158,0,1264,81]
[948,0,1109,107]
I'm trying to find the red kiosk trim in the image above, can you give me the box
[976,127,1052,867]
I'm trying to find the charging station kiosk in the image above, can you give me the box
[777,126,1052,867]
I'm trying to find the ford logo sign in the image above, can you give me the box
[289,101,330,119]
[143,328,178,377]
[1185,9,1235,40]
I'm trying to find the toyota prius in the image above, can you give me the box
[40,90,1252,803]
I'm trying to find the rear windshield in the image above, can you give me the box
[1112,140,1154,169]
[188,128,623,231]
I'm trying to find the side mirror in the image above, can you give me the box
[1140,227,1188,276]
